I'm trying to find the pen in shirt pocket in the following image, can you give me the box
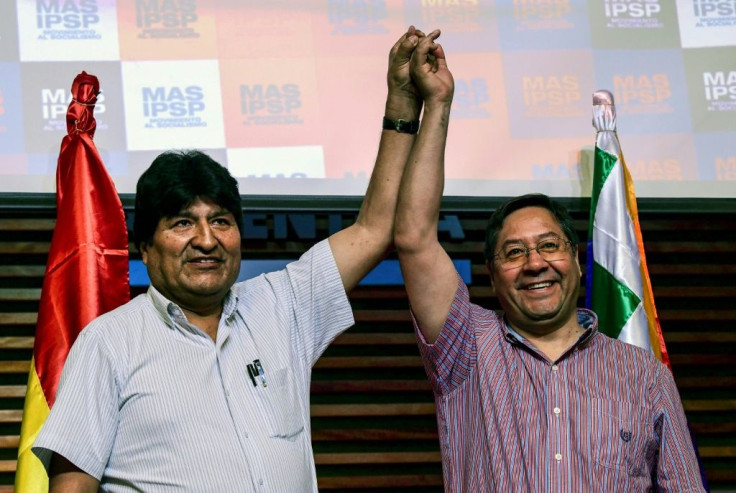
[247,359,268,388]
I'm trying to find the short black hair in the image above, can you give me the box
[483,193,579,263]
[133,150,242,247]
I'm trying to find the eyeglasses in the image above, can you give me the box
[493,236,573,270]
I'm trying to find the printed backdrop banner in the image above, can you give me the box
[0,0,734,199]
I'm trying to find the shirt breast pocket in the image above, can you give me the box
[591,398,654,478]
[258,367,305,441]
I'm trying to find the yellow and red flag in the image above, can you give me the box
[15,72,129,491]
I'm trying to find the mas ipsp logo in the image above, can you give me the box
[240,84,303,126]
[327,0,388,34]
[613,73,672,109]
[142,86,206,128]
[513,0,573,29]
[522,75,581,117]
[420,0,481,29]
[136,0,199,38]
[41,86,106,131]
[703,71,736,111]
[604,0,664,28]
[691,0,736,26]
[35,0,101,39]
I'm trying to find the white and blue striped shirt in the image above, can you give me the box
[33,239,354,492]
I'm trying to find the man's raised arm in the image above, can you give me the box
[394,30,456,344]
[328,27,424,293]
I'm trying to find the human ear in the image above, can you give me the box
[140,243,150,265]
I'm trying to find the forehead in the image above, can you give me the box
[173,197,229,216]
[498,206,564,242]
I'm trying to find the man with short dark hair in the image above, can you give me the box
[32,27,430,492]
[394,32,704,492]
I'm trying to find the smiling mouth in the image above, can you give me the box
[188,258,222,265]
[525,281,554,290]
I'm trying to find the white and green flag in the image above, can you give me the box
[586,89,670,366]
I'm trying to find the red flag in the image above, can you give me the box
[15,71,130,491]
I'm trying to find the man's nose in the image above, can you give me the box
[191,222,217,250]
[522,247,548,269]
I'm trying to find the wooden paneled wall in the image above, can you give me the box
[0,197,734,491]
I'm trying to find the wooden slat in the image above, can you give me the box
[331,333,416,346]
[670,355,736,366]
[312,429,438,441]
[0,242,51,254]
[0,410,22,423]
[659,310,736,321]
[353,310,410,323]
[0,265,46,277]
[0,460,15,473]
[0,337,34,349]
[665,332,736,343]
[648,264,736,275]
[0,313,37,325]
[311,380,430,393]
[311,403,435,417]
[0,386,25,398]
[687,423,736,435]
[653,286,736,297]
[675,376,736,389]
[638,218,736,231]
[698,446,736,458]
[645,241,734,254]
[0,288,42,301]
[0,436,18,448]
[0,218,55,231]
[349,287,408,300]
[683,400,736,412]
[318,474,443,489]
[313,356,421,369]
[0,361,30,373]
[314,451,441,465]
[706,470,736,482]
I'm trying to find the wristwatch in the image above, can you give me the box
[382,116,420,134]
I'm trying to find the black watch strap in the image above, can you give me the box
[382,116,420,134]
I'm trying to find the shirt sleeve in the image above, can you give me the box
[32,325,120,479]
[652,363,707,492]
[414,274,477,396]
[284,238,355,367]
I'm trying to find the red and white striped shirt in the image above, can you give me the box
[415,279,704,492]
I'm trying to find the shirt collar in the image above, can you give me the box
[503,308,599,349]
[146,285,240,334]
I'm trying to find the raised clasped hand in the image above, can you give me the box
[386,26,426,118]
[409,29,454,107]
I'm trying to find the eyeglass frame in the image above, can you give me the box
[492,235,575,269]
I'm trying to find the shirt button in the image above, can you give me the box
[258,479,264,485]
[225,389,231,397]
[551,364,558,371]
[553,407,561,415]
[244,432,249,438]
[555,453,562,461]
